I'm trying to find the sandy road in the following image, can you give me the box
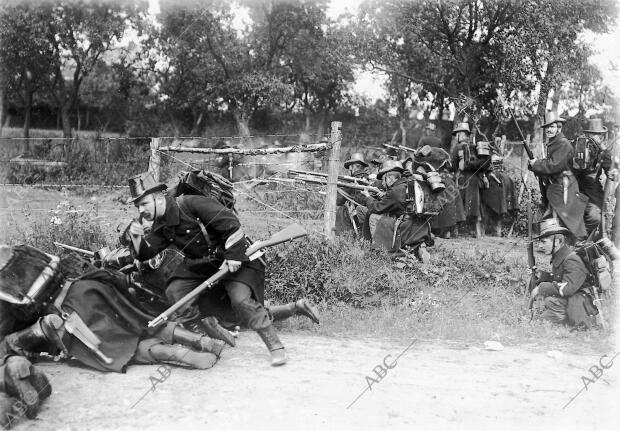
[9,332,618,431]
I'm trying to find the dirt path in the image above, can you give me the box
[11,332,617,431]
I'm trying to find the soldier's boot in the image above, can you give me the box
[475,218,484,238]
[492,218,502,237]
[269,299,320,324]
[0,356,51,419]
[171,326,225,358]
[3,315,65,357]
[235,298,286,366]
[188,316,236,348]
[135,339,218,370]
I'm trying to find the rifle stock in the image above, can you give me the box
[290,174,381,194]
[147,224,308,328]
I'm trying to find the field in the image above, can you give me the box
[1,182,618,430]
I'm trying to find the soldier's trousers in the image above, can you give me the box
[542,296,568,324]
[584,202,601,236]
[166,278,271,330]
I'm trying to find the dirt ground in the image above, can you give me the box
[6,332,617,431]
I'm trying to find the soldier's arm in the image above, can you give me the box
[365,189,397,214]
[531,141,573,175]
[537,255,588,297]
[184,195,248,261]
[119,221,168,260]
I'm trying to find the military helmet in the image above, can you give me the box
[451,122,471,135]
[128,171,167,203]
[344,152,369,169]
[583,118,608,134]
[425,123,436,131]
[377,160,404,179]
[535,218,570,239]
[540,112,565,128]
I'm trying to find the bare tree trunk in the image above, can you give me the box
[316,109,327,140]
[76,99,81,131]
[23,90,32,139]
[550,84,561,113]
[304,108,312,133]
[61,102,71,138]
[0,65,4,138]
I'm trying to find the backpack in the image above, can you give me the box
[573,241,612,294]
[572,136,602,173]
[169,169,237,213]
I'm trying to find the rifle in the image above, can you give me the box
[53,242,95,258]
[383,143,416,153]
[496,91,548,205]
[148,223,308,328]
[288,169,372,186]
[289,173,383,195]
[526,190,538,318]
[601,134,619,238]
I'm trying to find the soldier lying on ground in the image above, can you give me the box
[530,219,599,328]
[0,244,227,428]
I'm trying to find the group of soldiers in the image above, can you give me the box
[335,119,518,261]
[336,114,619,327]
[1,171,319,426]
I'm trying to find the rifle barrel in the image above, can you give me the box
[292,175,380,193]
[53,242,95,257]
[288,169,371,185]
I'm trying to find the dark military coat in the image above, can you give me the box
[130,194,263,293]
[537,245,590,298]
[530,132,573,182]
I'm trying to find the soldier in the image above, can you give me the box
[336,152,370,235]
[361,160,433,262]
[530,219,598,328]
[123,172,287,366]
[450,122,491,237]
[572,118,616,237]
[417,122,443,149]
[529,112,587,239]
[414,145,465,238]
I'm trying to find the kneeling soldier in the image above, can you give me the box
[530,219,598,328]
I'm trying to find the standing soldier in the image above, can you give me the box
[450,122,491,237]
[417,122,444,149]
[530,219,598,328]
[123,172,287,366]
[529,112,588,239]
[336,152,370,235]
[572,118,616,237]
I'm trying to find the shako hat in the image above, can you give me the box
[451,122,471,135]
[583,118,608,134]
[541,112,565,128]
[128,171,167,203]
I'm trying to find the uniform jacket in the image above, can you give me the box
[575,147,613,208]
[130,194,248,263]
[537,245,590,298]
[530,132,573,182]
[364,177,407,217]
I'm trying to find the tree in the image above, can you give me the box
[0,1,55,139]
[39,0,148,137]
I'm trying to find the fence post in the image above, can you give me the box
[149,137,161,182]
[324,122,342,240]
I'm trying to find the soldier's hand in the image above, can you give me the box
[360,187,371,198]
[527,158,537,171]
[530,286,539,298]
[129,220,145,238]
[221,259,242,273]
[608,168,617,181]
